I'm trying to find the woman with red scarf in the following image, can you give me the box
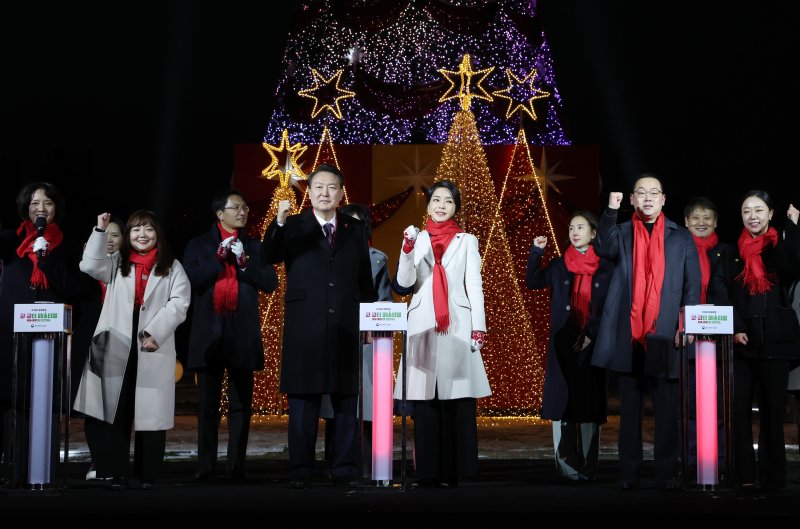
[73,210,190,490]
[393,180,490,488]
[710,190,800,491]
[527,211,613,481]
[0,181,83,481]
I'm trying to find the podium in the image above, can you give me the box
[681,305,734,491]
[359,302,408,490]
[6,303,72,492]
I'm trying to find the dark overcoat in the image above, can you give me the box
[261,209,376,394]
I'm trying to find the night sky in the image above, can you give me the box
[2,1,798,247]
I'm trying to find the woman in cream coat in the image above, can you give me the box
[393,180,490,488]
[74,210,190,489]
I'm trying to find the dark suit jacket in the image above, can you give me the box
[262,209,376,394]
[184,225,278,370]
[527,244,613,421]
[591,208,701,378]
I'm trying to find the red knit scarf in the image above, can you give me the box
[129,249,158,306]
[564,245,600,329]
[630,212,666,345]
[15,219,64,289]
[736,226,778,295]
[213,222,239,314]
[692,232,718,303]
[425,218,462,334]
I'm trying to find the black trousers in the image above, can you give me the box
[412,397,478,482]
[732,355,790,489]
[287,393,357,480]
[617,354,680,483]
[196,345,254,474]
[95,312,166,482]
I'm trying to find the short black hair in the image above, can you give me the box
[570,210,598,231]
[16,181,65,223]
[211,188,246,215]
[426,179,461,214]
[740,189,774,210]
[632,173,663,193]
[308,163,345,187]
[683,196,718,220]
[340,203,372,239]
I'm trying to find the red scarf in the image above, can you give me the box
[15,219,64,289]
[736,226,778,295]
[129,249,158,306]
[630,212,666,345]
[692,232,718,303]
[213,222,239,314]
[425,218,462,333]
[564,245,600,329]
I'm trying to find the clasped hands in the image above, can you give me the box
[217,235,247,267]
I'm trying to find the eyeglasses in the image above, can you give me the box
[633,188,663,198]
[224,204,250,213]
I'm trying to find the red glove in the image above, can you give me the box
[471,330,486,351]
[402,225,419,254]
[217,235,235,261]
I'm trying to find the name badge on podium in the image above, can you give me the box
[684,305,733,335]
[359,302,407,331]
[14,303,72,333]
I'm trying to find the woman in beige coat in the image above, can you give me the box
[73,210,190,489]
[393,180,490,488]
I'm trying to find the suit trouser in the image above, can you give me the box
[413,397,478,481]
[196,349,254,473]
[732,355,789,488]
[617,367,680,483]
[288,393,357,480]
[96,337,166,481]
[552,420,600,480]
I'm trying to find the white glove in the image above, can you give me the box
[220,235,236,248]
[403,225,419,242]
[230,239,247,268]
[33,236,50,255]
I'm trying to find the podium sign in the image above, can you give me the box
[684,305,733,335]
[359,302,407,331]
[14,303,72,333]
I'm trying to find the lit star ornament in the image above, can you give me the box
[297,68,356,120]
[438,54,495,111]
[387,147,437,207]
[492,68,551,121]
[261,129,307,188]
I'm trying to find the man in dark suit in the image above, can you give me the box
[592,174,701,490]
[184,189,278,481]
[261,164,376,489]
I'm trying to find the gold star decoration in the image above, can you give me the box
[297,68,356,120]
[438,54,495,111]
[515,147,575,198]
[492,68,551,121]
[261,129,307,188]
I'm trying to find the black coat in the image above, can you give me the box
[262,209,376,394]
[526,245,613,422]
[0,228,84,401]
[710,222,800,360]
[183,225,278,370]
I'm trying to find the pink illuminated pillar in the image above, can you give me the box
[695,339,718,485]
[372,336,394,481]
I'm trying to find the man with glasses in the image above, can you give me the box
[592,174,701,490]
[183,188,278,481]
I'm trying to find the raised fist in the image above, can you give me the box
[608,192,623,209]
[533,236,547,249]
[276,200,291,225]
[402,225,419,254]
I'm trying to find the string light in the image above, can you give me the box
[491,67,551,121]
[297,68,356,120]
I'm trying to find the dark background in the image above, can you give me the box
[1,1,798,247]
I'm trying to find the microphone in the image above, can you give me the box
[35,217,47,258]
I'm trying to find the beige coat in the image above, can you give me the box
[393,231,491,400]
[73,229,190,430]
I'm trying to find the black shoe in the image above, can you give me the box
[619,481,638,491]
[225,467,248,482]
[289,479,310,490]
[193,468,216,481]
[106,478,128,491]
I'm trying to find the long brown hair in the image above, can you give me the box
[119,209,174,277]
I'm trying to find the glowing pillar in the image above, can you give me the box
[371,336,394,482]
[695,339,718,485]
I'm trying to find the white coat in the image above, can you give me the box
[393,230,491,400]
[73,229,190,430]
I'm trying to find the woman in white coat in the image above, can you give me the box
[393,180,490,488]
[73,210,190,490]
